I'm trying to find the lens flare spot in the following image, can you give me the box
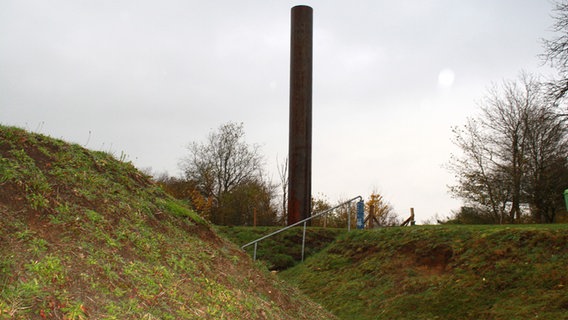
[438,69,455,88]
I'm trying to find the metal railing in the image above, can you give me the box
[241,196,363,261]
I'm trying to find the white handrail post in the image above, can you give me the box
[301,221,307,261]
[347,202,351,232]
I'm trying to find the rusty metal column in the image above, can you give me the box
[288,5,313,225]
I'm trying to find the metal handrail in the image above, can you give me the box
[241,195,363,261]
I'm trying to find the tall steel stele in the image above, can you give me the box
[288,5,313,225]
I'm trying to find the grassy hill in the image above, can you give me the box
[280,225,568,319]
[0,125,334,319]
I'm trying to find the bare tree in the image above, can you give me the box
[276,156,288,225]
[179,122,267,224]
[542,0,568,107]
[481,74,543,221]
[448,118,510,223]
[180,122,263,200]
[448,73,568,223]
[525,103,568,222]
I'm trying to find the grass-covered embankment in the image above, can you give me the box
[0,125,334,319]
[280,225,568,320]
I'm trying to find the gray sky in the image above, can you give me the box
[0,0,557,222]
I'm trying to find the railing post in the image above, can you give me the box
[301,221,307,261]
[254,242,258,261]
[347,202,351,232]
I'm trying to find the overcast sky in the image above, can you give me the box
[0,0,558,223]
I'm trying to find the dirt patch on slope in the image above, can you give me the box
[399,242,453,275]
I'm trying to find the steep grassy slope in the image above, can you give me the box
[281,225,568,320]
[0,125,334,319]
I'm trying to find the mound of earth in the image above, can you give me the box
[281,225,568,319]
[0,125,334,319]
